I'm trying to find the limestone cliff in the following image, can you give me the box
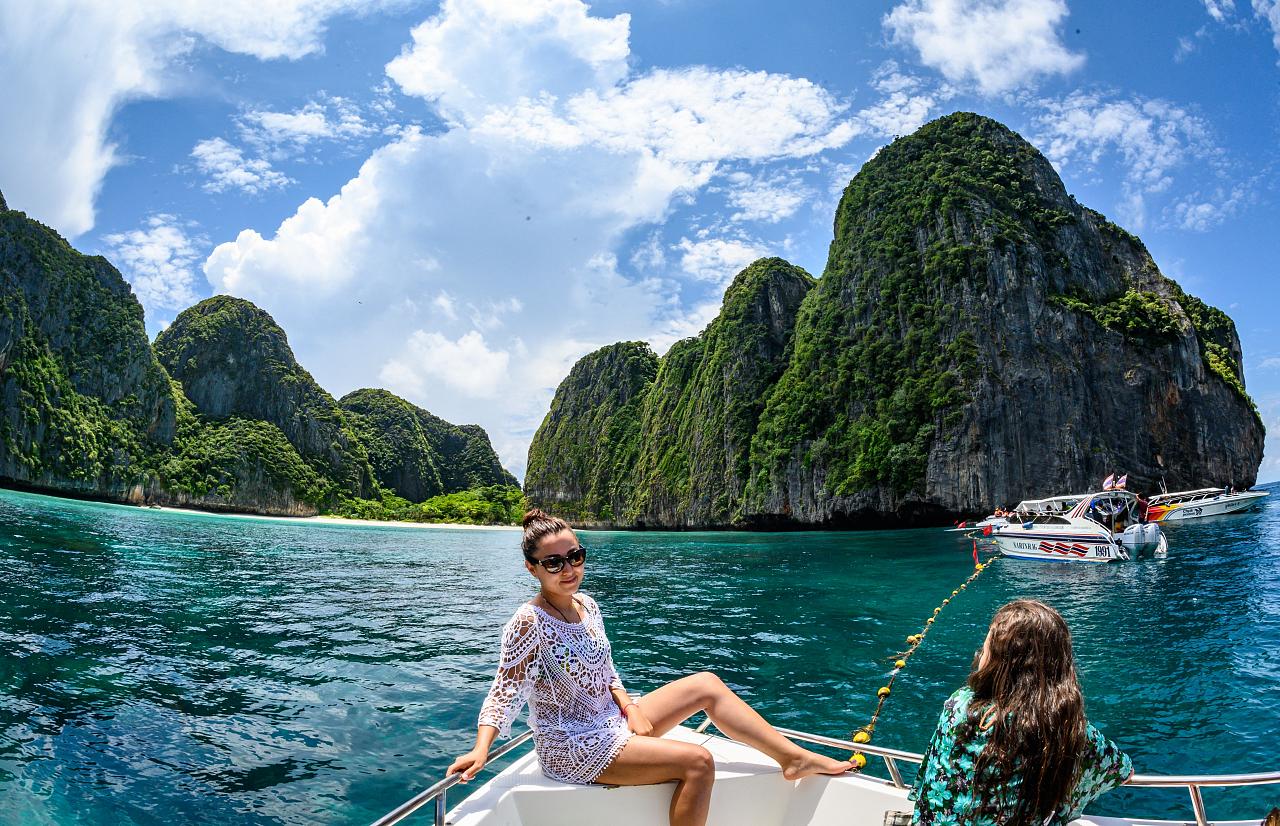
[524,342,659,521]
[526,113,1264,527]
[0,201,177,499]
[155,296,375,503]
[627,258,814,526]
[339,387,515,501]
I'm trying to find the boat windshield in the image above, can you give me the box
[1072,491,1138,529]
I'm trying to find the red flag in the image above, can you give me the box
[973,538,979,565]
[982,524,993,537]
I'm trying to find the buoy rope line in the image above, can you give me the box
[849,547,1003,770]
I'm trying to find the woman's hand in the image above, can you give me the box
[447,748,488,782]
[624,703,654,736]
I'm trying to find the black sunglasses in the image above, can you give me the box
[526,546,587,573]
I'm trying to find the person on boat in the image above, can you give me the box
[447,508,850,826]
[910,599,1132,825]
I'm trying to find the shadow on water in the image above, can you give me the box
[1,488,1278,824]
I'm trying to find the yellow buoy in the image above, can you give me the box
[853,730,871,744]
[851,753,867,770]
[895,659,906,669]
[878,686,891,697]
[926,617,934,624]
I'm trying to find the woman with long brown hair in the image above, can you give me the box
[448,509,850,826]
[911,599,1133,825]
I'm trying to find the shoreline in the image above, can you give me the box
[0,486,518,532]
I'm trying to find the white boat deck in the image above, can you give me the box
[442,727,1249,826]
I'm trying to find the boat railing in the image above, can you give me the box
[372,720,1280,826]
[738,721,1280,826]
[370,728,535,826]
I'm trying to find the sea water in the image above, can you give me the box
[1,487,1277,824]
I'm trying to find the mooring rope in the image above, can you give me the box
[849,542,1002,769]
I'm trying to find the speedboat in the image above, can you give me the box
[987,490,1166,562]
[949,494,1089,532]
[372,719,1277,826]
[1144,487,1270,522]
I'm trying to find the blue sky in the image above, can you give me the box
[2,0,1278,483]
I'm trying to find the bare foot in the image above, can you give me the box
[782,749,854,780]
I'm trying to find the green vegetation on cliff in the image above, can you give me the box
[0,209,175,490]
[752,115,1030,498]
[525,342,658,521]
[156,296,374,505]
[331,484,525,525]
[340,388,516,501]
[629,258,814,523]
[1048,289,1181,344]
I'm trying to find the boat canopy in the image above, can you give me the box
[1013,494,1089,514]
[1067,490,1139,522]
[1148,488,1226,505]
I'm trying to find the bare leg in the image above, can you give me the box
[636,672,851,781]
[594,736,715,826]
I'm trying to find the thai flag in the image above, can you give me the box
[1116,474,1128,490]
[1102,473,1115,490]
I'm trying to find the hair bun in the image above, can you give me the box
[522,508,550,528]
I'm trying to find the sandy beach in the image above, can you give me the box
[136,503,520,531]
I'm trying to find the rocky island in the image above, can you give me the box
[525,113,1265,528]
[0,193,518,521]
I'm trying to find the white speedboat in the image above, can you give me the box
[988,490,1166,562]
[373,720,1277,826]
[1144,488,1270,522]
[949,494,1090,533]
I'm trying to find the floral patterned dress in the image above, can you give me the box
[909,687,1133,825]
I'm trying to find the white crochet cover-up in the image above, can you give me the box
[477,592,634,784]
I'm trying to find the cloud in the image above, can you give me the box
[1203,0,1237,21]
[675,237,770,285]
[240,96,380,153]
[724,171,811,223]
[204,0,864,479]
[1258,357,1280,371]
[385,0,631,122]
[1031,91,1223,230]
[379,330,511,399]
[884,0,1084,95]
[1257,0,1280,56]
[0,1,401,237]
[191,138,293,194]
[100,214,206,320]
[1172,185,1249,231]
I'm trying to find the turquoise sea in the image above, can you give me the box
[1,486,1278,824]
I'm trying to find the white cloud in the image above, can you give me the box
[203,0,862,479]
[724,171,811,223]
[379,329,511,399]
[675,237,770,285]
[1257,0,1280,56]
[884,0,1084,95]
[191,138,293,194]
[386,0,631,123]
[433,291,459,320]
[240,96,379,152]
[1172,185,1248,231]
[100,214,205,318]
[0,1,400,237]
[1032,91,1221,230]
[1203,0,1237,21]
[1258,357,1280,371]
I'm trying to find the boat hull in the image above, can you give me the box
[992,534,1121,562]
[1147,491,1269,522]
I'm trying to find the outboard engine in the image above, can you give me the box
[1121,523,1163,555]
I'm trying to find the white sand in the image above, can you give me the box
[144,503,519,531]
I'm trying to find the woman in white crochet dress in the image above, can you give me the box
[448,509,851,826]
